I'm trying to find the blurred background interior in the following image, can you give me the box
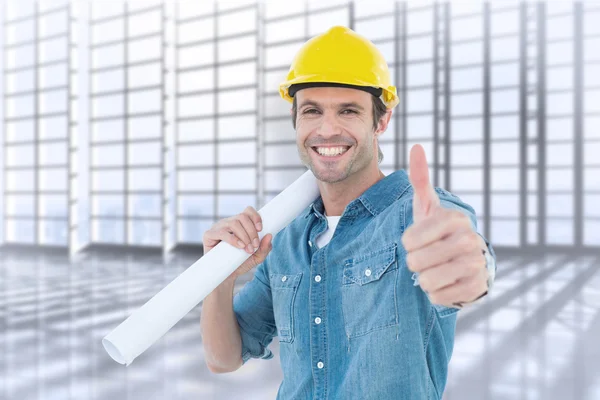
[0,0,599,399]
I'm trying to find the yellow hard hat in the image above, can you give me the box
[279,26,399,109]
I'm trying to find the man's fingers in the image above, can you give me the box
[428,270,488,306]
[202,230,223,251]
[236,213,260,249]
[203,206,265,256]
[406,237,453,273]
[249,234,273,266]
[203,227,242,251]
[244,206,263,232]
[416,254,480,293]
[225,219,254,253]
[402,209,472,253]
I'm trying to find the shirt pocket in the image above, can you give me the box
[341,243,399,338]
[270,272,303,344]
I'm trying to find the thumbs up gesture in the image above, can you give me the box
[401,145,488,308]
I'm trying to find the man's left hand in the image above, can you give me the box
[401,144,488,308]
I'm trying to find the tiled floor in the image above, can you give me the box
[0,249,599,400]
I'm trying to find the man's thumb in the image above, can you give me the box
[409,144,440,223]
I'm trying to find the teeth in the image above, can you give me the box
[315,146,348,156]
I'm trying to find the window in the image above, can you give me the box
[89,4,164,246]
[175,3,260,244]
[3,1,73,246]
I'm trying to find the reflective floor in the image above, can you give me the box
[0,249,599,400]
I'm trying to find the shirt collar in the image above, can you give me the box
[303,170,412,219]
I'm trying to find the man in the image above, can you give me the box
[200,26,496,399]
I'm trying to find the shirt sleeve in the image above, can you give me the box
[232,257,277,364]
[476,231,497,289]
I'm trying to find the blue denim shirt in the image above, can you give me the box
[233,170,496,400]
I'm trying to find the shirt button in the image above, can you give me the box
[365,269,372,277]
[314,275,321,282]
[315,317,322,324]
[317,362,324,369]
[281,276,287,282]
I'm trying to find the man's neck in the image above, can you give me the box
[318,166,385,217]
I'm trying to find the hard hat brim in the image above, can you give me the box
[280,73,399,109]
[287,82,383,99]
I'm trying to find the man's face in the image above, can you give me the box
[294,87,380,184]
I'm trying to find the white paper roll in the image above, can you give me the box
[102,169,320,365]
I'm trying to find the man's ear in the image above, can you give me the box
[376,109,393,135]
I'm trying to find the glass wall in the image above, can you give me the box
[0,0,596,251]
[583,2,600,246]
[89,1,164,246]
[175,1,260,245]
[3,0,74,246]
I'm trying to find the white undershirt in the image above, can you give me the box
[315,215,342,249]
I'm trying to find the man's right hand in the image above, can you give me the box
[202,206,273,280]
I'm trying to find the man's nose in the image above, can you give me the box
[316,112,342,137]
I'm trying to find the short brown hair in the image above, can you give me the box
[291,95,387,163]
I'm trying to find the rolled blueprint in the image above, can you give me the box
[102,169,320,366]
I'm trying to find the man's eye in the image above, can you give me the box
[341,109,357,114]
[303,109,319,114]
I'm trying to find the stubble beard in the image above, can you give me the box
[298,139,374,184]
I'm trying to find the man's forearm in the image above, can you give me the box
[200,276,243,373]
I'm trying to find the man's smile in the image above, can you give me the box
[310,145,352,160]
